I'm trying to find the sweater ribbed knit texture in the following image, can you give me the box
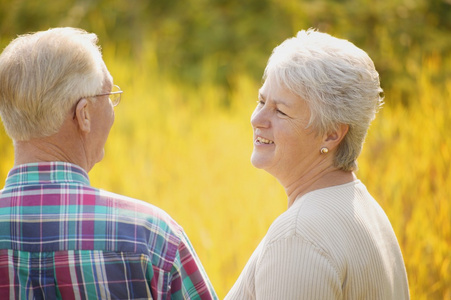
[226,180,409,299]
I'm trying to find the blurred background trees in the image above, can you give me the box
[1,0,450,103]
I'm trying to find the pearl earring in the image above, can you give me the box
[320,147,329,154]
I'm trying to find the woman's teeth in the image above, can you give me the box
[257,136,274,144]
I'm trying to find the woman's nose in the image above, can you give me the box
[251,106,270,129]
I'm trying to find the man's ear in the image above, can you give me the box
[324,123,349,150]
[74,98,91,133]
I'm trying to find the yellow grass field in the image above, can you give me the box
[0,51,449,299]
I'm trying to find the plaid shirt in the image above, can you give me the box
[0,162,217,300]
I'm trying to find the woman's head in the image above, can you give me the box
[264,29,383,171]
[0,27,108,141]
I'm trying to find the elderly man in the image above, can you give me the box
[0,27,217,299]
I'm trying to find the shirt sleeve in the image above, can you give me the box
[254,235,342,300]
[169,231,217,299]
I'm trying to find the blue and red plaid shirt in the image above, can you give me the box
[0,162,217,300]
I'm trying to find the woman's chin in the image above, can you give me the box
[250,154,269,170]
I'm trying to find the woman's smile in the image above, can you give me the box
[255,136,274,145]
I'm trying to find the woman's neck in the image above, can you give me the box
[283,167,356,208]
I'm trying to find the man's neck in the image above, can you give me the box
[13,130,90,172]
[14,139,70,165]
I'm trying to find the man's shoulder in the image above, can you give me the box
[97,190,192,271]
[97,189,184,237]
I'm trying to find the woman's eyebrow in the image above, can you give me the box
[273,98,292,108]
[258,93,292,108]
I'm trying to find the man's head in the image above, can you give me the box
[0,27,118,171]
[0,27,109,141]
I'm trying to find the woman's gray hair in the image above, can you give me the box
[265,29,383,171]
[0,27,106,141]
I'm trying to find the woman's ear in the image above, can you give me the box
[74,98,91,133]
[324,123,349,149]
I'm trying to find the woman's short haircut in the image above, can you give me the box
[264,29,384,171]
[0,27,106,141]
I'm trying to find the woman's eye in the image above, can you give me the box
[256,100,265,106]
[277,109,287,116]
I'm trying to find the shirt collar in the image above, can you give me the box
[4,162,90,187]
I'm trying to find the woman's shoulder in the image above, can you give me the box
[264,180,374,245]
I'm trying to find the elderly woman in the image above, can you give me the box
[226,29,409,299]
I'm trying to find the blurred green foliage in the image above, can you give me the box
[1,0,451,100]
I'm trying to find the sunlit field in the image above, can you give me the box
[0,49,449,299]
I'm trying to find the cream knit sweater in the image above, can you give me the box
[226,180,409,299]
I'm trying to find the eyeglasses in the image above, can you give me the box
[89,84,123,107]
[73,85,123,119]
